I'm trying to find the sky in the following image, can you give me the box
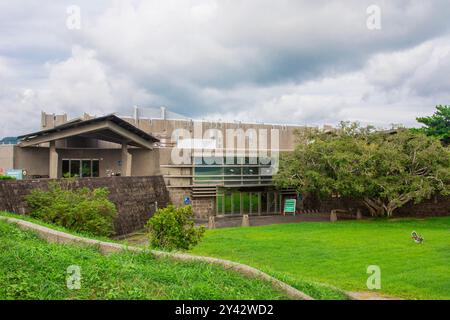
[1,0,450,137]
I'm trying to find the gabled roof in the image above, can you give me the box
[18,114,159,149]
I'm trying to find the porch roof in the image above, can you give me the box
[17,114,159,149]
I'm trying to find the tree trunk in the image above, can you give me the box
[363,198,386,217]
[385,196,412,217]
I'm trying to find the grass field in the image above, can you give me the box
[0,220,289,300]
[191,217,450,300]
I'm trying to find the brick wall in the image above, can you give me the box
[0,176,170,235]
[168,187,215,218]
[168,188,191,207]
[191,198,215,218]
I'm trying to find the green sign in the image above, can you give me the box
[284,199,296,214]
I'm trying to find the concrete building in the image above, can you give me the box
[0,107,312,218]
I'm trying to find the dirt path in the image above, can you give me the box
[347,292,402,300]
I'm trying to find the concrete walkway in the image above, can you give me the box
[346,292,402,300]
[196,213,332,229]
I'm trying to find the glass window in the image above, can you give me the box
[224,167,241,176]
[81,160,91,178]
[245,157,258,165]
[260,167,273,175]
[241,192,250,214]
[62,160,70,177]
[232,192,240,214]
[194,167,223,176]
[267,192,275,213]
[261,192,268,213]
[259,156,272,165]
[70,160,80,177]
[202,156,223,165]
[216,193,224,215]
[224,193,233,214]
[243,167,259,175]
[249,193,259,214]
[92,160,99,177]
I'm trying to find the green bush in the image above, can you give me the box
[146,205,205,251]
[25,182,117,236]
[0,175,15,180]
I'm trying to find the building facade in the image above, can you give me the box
[0,107,317,218]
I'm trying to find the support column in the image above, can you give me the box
[121,142,132,177]
[49,140,58,179]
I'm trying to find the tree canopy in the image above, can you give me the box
[275,122,450,217]
[416,105,450,144]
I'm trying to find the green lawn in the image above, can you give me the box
[0,221,289,300]
[191,217,450,300]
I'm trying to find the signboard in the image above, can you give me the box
[6,169,23,180]
[184,197,191,205]
[283,199,296,215]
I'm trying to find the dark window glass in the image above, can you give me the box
[62,160,70,177]
[232,192,241,214]
[261,192,268,213]
[70,160,80,177]
[243,167,259,175]
[267,192,275,213]
[81,160,91,178]
[242,192,250,214]
[92,160,99,177]
[216,194,224,215]
[250,193,259,214]
[245,157,258,165]
[194,167,223,176]
[224,193,233,214]
[224,167,241,176]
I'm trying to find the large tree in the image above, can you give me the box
[416,105,450,144]
[275,122,450,217]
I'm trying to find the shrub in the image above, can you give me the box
[25,182,117,236]
[0,175,15,180]
[146,205,205,251]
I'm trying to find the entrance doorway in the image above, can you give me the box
[216,189,284,216]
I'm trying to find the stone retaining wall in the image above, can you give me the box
[168,187,215,218]
[0,176,170,235]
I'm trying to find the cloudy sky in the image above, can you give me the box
[1,0,450,136]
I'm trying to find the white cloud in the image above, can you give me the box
[204,36,450,127]
[1,0,450,137]
[38,46,155,116]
